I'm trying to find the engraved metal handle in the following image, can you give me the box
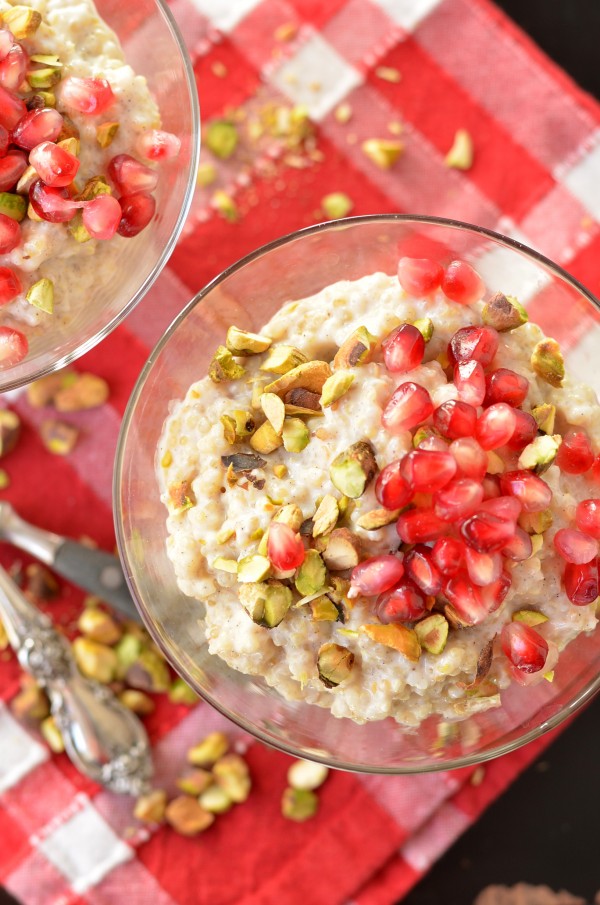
[0,565,152,795]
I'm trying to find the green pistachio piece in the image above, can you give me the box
[220,414,237,445]
[0,192,26,221]
[41,715,64,753]
[317,642,355,687]
[250,420,283,454]
[360,623,421,660]
[412,317,434,342]
[482,292,529,331]
[333,326,378,369]
[168,479,196,513]
[26,278,54,314]
[273,464,288,478]
[518,434,561,474]
[30,54,62,66]
[199,785,233,814]
[312,494,339,537]
[176,769,212,796]
[295,550,327,597]
[320,370,354,408]
[212,753,251,803]
[77,607,122,645]
[265,361,332,397]
[414,614,449,655]
[281,787,318,821]
[356,507,403,530]
[273,503,304,531]
[260,345,308,375]
[28,66,61,89]
[208,346,246,383]
[531,403,556,435]
[75,176,112,201]
[531,338,565,388]
[197,162,217,187]
[518,508,553,535]
[330,440,377,498]
[226,325,272,355]
[221,410,256,444]
[96,121,119,148]
[321,192,353,219]
[114,633,142,678]
[1,6,42,39]
[212,556,238,574]
[321,528,361,571]
[361,138,403,169]
[261,392,286,434]
[512,609,548,627]
[187,731,229,767]
[126,650,170,693]
[119,689,155,715]
[72,637,118,684]
[237,554,271,583]
[412,426,438,449]
[168,678,199,705]
[309,596,342,622]
[238,581,292,627]
[205,120,238,159]
[35,90,56,107]
[68,212,92,243]
[282,417,310,452]
[531,534,543,555]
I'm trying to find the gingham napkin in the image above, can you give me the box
[2,0,600,903]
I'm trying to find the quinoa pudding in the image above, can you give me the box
[158,255,600,727]
[0,0,181,368]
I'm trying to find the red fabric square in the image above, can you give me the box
[194,37,262,120]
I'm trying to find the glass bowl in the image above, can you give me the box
[0,0,199,392]
[115,215,600,774]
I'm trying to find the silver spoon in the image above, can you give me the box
[0,564,152,795]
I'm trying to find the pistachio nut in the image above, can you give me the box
[317,641,354,687]
[169,678,199,706]
[273,464,288,479]
[312,495,339,537]
[176,769,213,796]
[321,528,361,571]
[360,623,421,661]
[412,317,434,342]
[330,440,377,498]
[295,550,327,596]
[237,554,271,583]
[260,345,308,375]
[444,128,474,170]
[265,360,332,397]
[134,789,167,824]
[518,434,561,474]
[287,759,329,791]
[226,325,272,355]
[250,420,283,454]
[40,715,64,753]
[531,402,556,435]
[212,753,251,803]
[531,534,543,555]
[356,507,403,530]
[197,162,217,187]
[114,632,143,677]
[361,138,403,169]
[209,346,246,383]
[96,121,119,148]
[220,415,237,445]
[26,277,54,314]
[0,192,26,221]
[77,607,122,645]
[205,119,238,159]
[72,637,118,684]
[165,796,215,835]
[261,392,286,434]
[333,326,377,369]
[17,165,38,195]
[118,689,155,715]
[125,649,170,693]
[0,408,21,458]
[273,503,304,532]
[531,338,565,387]
[75,176,112,201]
[414,613,449,655]
[28,66,61,91]
[281,787,319,821]
[282,417,310,452]
[187,731,229,767]
[486,450,504,475]
[1,6,42,39]
[212,556,238,574]
[518,508,553,535]
[57,137,80,157]
[482,292,528,331]
[54,372,109,411]
[68,213,91,243]
[167,479,196,513]
[320,370,354,408]
[199,784,233,814]
[239,580,292,627]
[321,192,353,219]
[512,609,548,627]
[309,596,341,622]
[284,387,321,410]
[10,680,50,722]
[328,576,353,612]
[40,419,79,455]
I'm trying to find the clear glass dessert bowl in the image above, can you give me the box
[115,216,600,773]
[0,0,199,392]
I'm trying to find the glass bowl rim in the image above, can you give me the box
[114,213,600,774]
[0,0,201,394]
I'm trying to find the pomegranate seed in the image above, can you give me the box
[136,129,181,161]
[266,521,305,571]
[396,508,447,544]
[502,526,532,561]
[444,575,489,625]
[0,212,19,253]
[419,435,449,452]
[12,107,63,150]
[29,140,79,187]
[553,528,598,564]
[397,256,443,296]
[499,470,552,512]
[375,460,413,510]
[431,536,464,576]
[117,191,156,238]
[0,43,27,91]
[0,266,21,304]
[108,154,158,194]
[376,582,428,623]
[465,546,502,586]
[450,437,487,481]
[60,76,115,115]
[0,85,25,130]
[485,368,529,407]
[479,570,511,612]
[506,409,537,452]
[382,382,433,434]
[575,499,600,538]
[349,554,404,598]
[475,403,517,450]
[433,400,477,439]
[454,360,486,407]
[382,323,425,373]
[0,325,27,367]
[82,194,122,240]
[29,179,81,222]
[461,511,515,553]
[0,29,13,63]
[0,149,26,191]
[442,260,485,306]
[501,622,548,673]
[404,545,442,595]
[400,449,457,492]
[556,429,594,475]
[434,477,483,521]
[482,475,501,499]
[563,559,599,606]
[479,495,522,523]
[450,325,499,368]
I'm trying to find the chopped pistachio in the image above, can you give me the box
[17,165,38,195]
[77,607,122,645]
[444,128,474,170]
[126,649,171,693]
[273,464,288,479]
[114,633,142,678]
[216,526,236,544]
[199,784,233,814]
[531,534,543,555]
[356,507,402,530]
[237,554,271,583]
[0,409,21,458]
[321,191,353,219]
[295,550,327,596]
[265,360,332,397]
[221,453,266,472]
[134,789,167,824]
[75,176,112,201]
[531,403,556,435]
[68,212,91,243]
[229,410,256,440]
[287,759,329,791]
[518,434,561,474]
[72,637,118,684]
[0,192,26,221]
[260,344,308,374]
[226,325,272,355]
[11,680,50,722]
[486,450,504,475]
[0,469,9,489]
[212,556,238,574]
[205,120,238,159]
[482,292,528,331]
[209,346,246,383]
[531,338,565,387]
[197,161,217,187]
[317,641,354,687]
[40,419,78,456]
[512,609,548,627]
[220,414,237,445]
[168,479,196,513]
[35,90,56,106]
[54,372,109,411]
[312,495,339,537]
[360,623,421,660]
[334,102,353,123]
[239,580,292,627]
[1,6,42,39]
[96,121,119,148]
[414,614,449,655]
[518,508,553,535]
[57,137,80,157]
[250,420,283,454]
[284,387,321,410]
[320,370,354,407]
[330,440,377,498]
[261,392,286,434]
[119,689,155,715]
[26,278,54,314]
[282,417,309,452]
[362,138,403,169]
[413,317,434,342]
[281,787,318,821]
[309,596,341,621]
[165,796,214,835]
[375,65,401,83]
[213,753,251,803]
[284,404,324,417]
[176,769,213,796]
[333,326,377,369]
[188,731,229,767]
[273,503,303,531]
[40,716,64,753]
[30,53,62,66]
[321,528,361,570]
[28,66,61,89]
[328,576,353,611]
[169,678,199,705]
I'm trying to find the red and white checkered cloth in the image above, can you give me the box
[2,0,600,902]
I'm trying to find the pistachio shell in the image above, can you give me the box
[265,360,332,397]
[414,614,449,655]
[512,609,548,627]
[356,507,402,530]
[260,345,308,374]
[284,387,321,410]
[482,292,529,331]
[317,642,355,687]
[333,327,378,369]
[531,338,565,387]
[226,325,272,355]
[531,403,556,435]
[329,440,377,498]
[282,417,310,452]
[237,554,271,583]
[518,434,561,474]
[261,392,286,434]
[295,550,327,596]
[320,370,354,407]
[312,494,339,537]
[250,420,283,454]
[208,346,246,383]
[360,623,421,660]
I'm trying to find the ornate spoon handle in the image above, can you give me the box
[0,565,152,796]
